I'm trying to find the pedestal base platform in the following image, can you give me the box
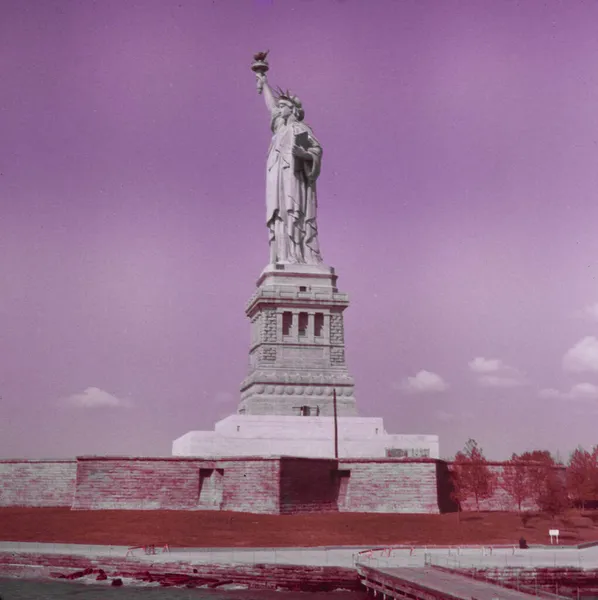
[172,414,439,459]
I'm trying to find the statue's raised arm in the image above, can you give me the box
[251,51,276,112]
[257,73,277,113]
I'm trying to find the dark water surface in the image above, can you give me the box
[5,578,598,600]
[0,578,366,600]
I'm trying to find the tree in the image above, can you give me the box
[566,446,598,510]
[452,439,496,511]
[515,450,571,518]
[450,467,466,521]
[501,454,532,513]
[518,450,556,504]
[537,470,570,520]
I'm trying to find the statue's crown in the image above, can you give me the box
[275,87,302,109]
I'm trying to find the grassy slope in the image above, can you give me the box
[1,508,597,547]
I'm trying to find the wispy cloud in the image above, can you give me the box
[477,374,526,388]
[468,356,527,387]
[59,387,132,409]
[563,336,598,372]
[434,409,456,422]
[399,370,449,394]
[468,357,504,374]
[538,382,598,401]
[434,409,475,422]
[572,302,598,322]
[537,388,561,399]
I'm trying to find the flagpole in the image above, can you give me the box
[333,388,339,459]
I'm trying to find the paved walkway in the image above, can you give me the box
[366,566,543,599]
[1,540,597,570]
[0,541,368,567]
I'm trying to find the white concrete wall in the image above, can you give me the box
[215,414,383,438]
[172,414,439,459]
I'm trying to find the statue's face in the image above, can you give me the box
[278,101,293,119]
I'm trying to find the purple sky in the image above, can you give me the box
[2,0,598,461]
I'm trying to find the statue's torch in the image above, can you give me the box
[251,50,270,94]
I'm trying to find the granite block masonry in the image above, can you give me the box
[0,457,551,513]
[238,263,357,417]
[0,456,445,513]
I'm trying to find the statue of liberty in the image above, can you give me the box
[252,52,323,265]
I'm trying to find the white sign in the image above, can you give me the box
[549,529,559,544]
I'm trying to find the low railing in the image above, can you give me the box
[354,546,581,599]
[0,541,360,567]
[354,544,589,571]
[431,564,569,599]
[125,544,170,557]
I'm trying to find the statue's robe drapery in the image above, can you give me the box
[266,108,323,264]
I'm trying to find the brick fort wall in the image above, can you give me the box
[218,458,280,514]
[72,456,281,513]
[0,459,76,507]
[279,457,339,514]
[72,457,206,511]
[1,456,564,514]
[339,459,441,513]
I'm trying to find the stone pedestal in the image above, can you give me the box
[172,414,439,459]
[173,262,440,461]
[239,263,357,417]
